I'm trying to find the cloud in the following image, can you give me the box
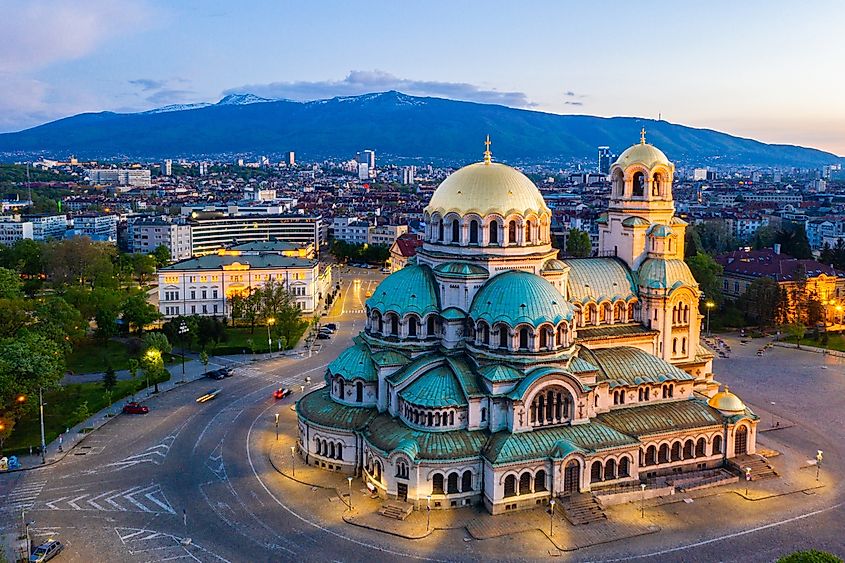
[224,70,535,108]
[145,88,195,105]
[129,79,167,91]
[564,101,584,106]
[127,78,195,106]
[565,91,577,97]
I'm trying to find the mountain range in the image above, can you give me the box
[0,91,840,167]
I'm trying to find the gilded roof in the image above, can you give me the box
[365,263,440,316]
[364,414,488,461]
[433,262,489,277]
[469,270,574,327]
[581,346,694,386]
[708,386,746,413]
[425,161,550,218]
[597,399,723,437]
[483,423,637,465]
[296,388,376,431]
[637,258,698,293]
[613,142,673,171]
[327,343,378,382]
[399,365,468,408]
[563,258,638,304]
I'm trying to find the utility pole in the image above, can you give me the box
[39,387,46,464]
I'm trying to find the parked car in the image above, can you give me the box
[206,367,233,380]
[30,540,63,562]
[324,323,338,331]
[381,267,391,274]
[196,389,221,403]
[319,326,335,334]
[273,388,292,400]
[122,402,149,415]
[316,333,331,340]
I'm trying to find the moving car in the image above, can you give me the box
[122,402,149,415]
[273,388,292,400]
[30,540,63,562]
[196,389,221,403]
[205,367,233,380]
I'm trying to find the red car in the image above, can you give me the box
[273,388,292,400]
[122,402,149,414]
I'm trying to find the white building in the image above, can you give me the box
[369,224,409,246]
[286,151,295,166]
[157,250,328,317]
[358,163,370,181]
[161,160,172,176]
[23,214,68,240]
[129,217,193,261]
[402,166,416,185]
[85,169,151,187]
[331,217,370,245]
[0,219,33,245]
[73,214,118,242]
[187,214,322,256]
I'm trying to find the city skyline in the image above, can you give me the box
[1,0,844,155]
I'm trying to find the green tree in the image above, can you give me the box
[784,322,806,348]
[91,287,123,340]
[686,252,724,307]
[128,358,140,399]
[72,401,91,424]
[43,237,117,288]
[31,296,85,353]
[152,245,172,268]
[776,222,812,259]
[143,332,172,355]
[739,277,781,326]
[0,332,65,424]
[103,365,117,393]
[777,549,843,563]
[565,229,592,258]
[199,350,209,373]
[131,254,157,285]
[691,221,737,254]
[122,291,161,334]
[752,225,778,250]
[0,297,30,339]
[0,266,23,299]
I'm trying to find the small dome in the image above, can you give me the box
[614,142,672,171]
[426,161,550,218]
[328,343,377,382]
[638,258,698,293]
[399,365,467,408]
[366,263,439,316]
[708,386,746,414]
[542,259,568,272]
[433,261,489,277]
[469,270,574,327]
[647,224,673,238]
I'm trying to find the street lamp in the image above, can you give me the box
[266,317,276,351]
[548,499,556,537]
[705,301,715,337]
[290,445,296,477]
[816,450,823,481]
[347,476,353,512]
[640,483,646,518]
[178,321,189,383]
[274,413,279,442]
[426,495,431,532]
[744,467,752,496]
[19,392,47,463]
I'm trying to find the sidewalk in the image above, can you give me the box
[5,356,220,472]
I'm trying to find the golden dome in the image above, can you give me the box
[425,161,550,218]
[614,135,672,171]
[708,386,746,414]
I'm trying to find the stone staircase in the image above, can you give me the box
[730,454,779,481]
[378,500,414,521]
[667,468,738,492]
[557,493,606,525]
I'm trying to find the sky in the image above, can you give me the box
[2,0,844,155]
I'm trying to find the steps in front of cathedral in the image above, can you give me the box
[378,500,414,521]
[729,454,779,481]
[666,468,738,492]
[557,493,607,525]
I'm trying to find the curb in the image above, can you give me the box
[341,515,432,540]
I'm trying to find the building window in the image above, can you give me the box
[432,473,444,495]
[503,475,516,498]
[633,172,645,197]
[489,222,499,245]
[534,470,547,491]
[447,473,459,494]
[508,221,517,244]
[451,220,460,243]
[469,220,479,244]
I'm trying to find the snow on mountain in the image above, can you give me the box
[216,93,278,106]
[143,102,212,114]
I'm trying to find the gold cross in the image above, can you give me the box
[483,135,492,164]
[640,127,646,144]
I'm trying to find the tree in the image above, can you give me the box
[0,332,65,425]
[72,401,91,424]
[142,333,171,393]
[121,291,161,334]
[199,350,209,374]
[784,322,806,348]
[103,365,117,394]
[777,549,843,563]
[752,225,778,250]
[739,277,781,326]
[131,254,157,285]
[143,332,172,355]
[128,358,139,399]
[691,221,737,255]
[43,237,117,288]
[686,252,724,307]
[565,229,592,258]
[152,245,172,268]
[776,222,812,259]
[91,287,123,340]
[31,296,85,353]
[0,266,23,299]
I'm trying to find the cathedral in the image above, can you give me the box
[296,135,758,514]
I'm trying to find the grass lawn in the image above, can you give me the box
[783,332,845,352]
[2,371,171,456]
[66,339,134,374]
[209,323,309,355]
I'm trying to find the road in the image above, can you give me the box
[2,283,844,562]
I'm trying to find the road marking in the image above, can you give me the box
[115,526,231,562]
[67,493,88,510]
[0,478,47,516]
[41,484,174,514]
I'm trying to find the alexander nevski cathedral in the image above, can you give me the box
[296,135,758,514]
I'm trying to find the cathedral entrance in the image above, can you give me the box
[397,483,408,502]
[735,426,748,455]
[563,460,580,495]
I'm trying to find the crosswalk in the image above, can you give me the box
[115,527,230,562]
[41,483,175,514]
[342,308,365,314]
[101,435,175,471]
[0,478,47,516]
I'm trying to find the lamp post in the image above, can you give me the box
[179,321,189,383]
[347,476,353,512]
[426,495,431,532]
[548,499,556,537]
[290,445,296,477]
[770,401,776,428]
[705,301,715,337]
[816,450,823,481]
[274,413,279,442]
[745,467,752,496]
[640,483,646,518]
[266,317,275,351]
[38,387,46,464]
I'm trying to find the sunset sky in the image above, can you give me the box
[2,0,843,155]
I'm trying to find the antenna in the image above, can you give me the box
[26,162,32,205]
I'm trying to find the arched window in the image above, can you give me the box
[590,461,603,483]
[428,412,433,426]
[638,388,644,401]
[438,220,444,242]
[519,327,529,350]
[619,456,630,477]
[671,442,682,462]
[530,385,571,427]
[481,407,487,422]
[672,338,677,355]
[336,443,343,460]
[682,337,687,355]
[489,221,499,245]
[449,411,455,425]
[612,169,624,196]
[469,220,479,244]
[355,381,363,403]
[534,470,547,491]
[519,472,532,495]
[604,458,616,480]
[525,221,532,243]
[447,473,459,494]
[408,316,418,337]
[432,473,444,494]
[645,445,657,466]
[633,172,645,197]
[337,379,345,400]
[658,444,670,464]
[498,326,509,349]
[695,437,707,457]
[396,460,409,479]
[508,220,517,244]
[427,316,436,337]
[652,173,662,196]
[735,425,748,455]
[329,442,336,459]
[683,439,694,460]
[374,460,382,481]
[713,435,723,455]
[451,220,460,243]
[503,475,517,497]
[462,470,473,492]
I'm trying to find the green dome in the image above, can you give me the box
[366,264,440,317]
[542,259,568,272]
[399,365,468,408]
[647,224,673,238]
[638,258,698,293]
[622,216,650,228]
[327,343,377,382]
[433,261,489,277]
[469,270,574,327]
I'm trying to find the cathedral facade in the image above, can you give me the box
[296,137,757,514]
